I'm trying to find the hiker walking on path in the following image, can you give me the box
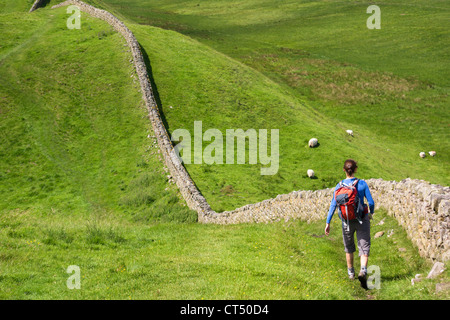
[324,159,375,289]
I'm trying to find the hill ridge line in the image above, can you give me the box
[29,0,449,262]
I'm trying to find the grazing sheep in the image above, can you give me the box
[307,169,315,178]
[308,138,318,148]
[346,130,354,136]
[419,152,426,158]
[429,151,436,157]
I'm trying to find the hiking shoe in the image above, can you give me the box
[358,271,368,290]
[347,267,355,280]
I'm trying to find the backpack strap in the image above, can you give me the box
[340,179,358,188]
[340,180,350,187]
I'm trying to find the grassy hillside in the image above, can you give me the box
[89,0,449,211]
[93,0,450,85]
[0,3,196,222]
[129,22,447,212]
[0,1,448,300]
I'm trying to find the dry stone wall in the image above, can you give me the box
[29,1,449,262]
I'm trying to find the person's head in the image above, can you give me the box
[343,159,358,177]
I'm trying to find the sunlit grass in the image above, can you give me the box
[1,208,448,299]
[0,1,448,300]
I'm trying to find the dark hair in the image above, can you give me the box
[343,159,358,176]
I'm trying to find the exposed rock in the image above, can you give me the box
[374,231,384,239]
[426,262,446,279]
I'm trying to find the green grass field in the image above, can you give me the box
[2,207,448,300]
[0,0,448,300]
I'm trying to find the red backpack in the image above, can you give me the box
[335,179,362,226]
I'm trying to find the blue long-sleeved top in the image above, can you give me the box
[326,177,374,224]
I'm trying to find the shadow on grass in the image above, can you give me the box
[39,0,52,8]
[138,43,171,134]
[137,41,210,208]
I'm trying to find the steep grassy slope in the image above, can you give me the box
[0,2,448,300]
[0,4,196,222]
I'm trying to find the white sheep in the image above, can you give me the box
[429,151,436,157]
[346,130,354,136]
[419,152,426,158]
[307,169,315,178]
[308,138,318,148]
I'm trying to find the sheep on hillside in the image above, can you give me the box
[308,138,318,148]
[307,169,315,178]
